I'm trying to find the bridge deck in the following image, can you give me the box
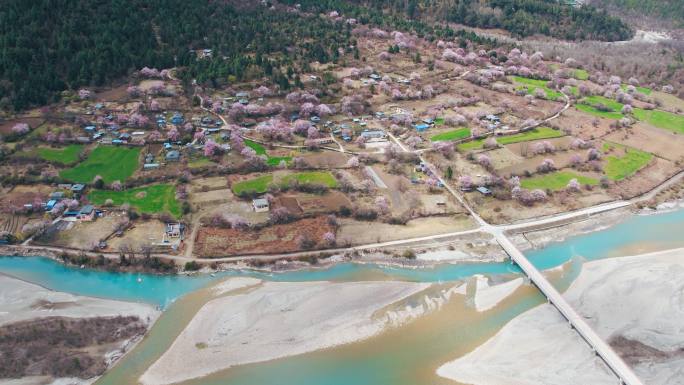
[495,233,644,385]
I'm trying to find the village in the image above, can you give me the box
[1,22,683,269]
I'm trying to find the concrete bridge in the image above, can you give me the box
[494,230,644,385]
[387,130,646,385]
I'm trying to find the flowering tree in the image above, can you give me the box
[315,104,332,117]
[459,175,473,190]
[193,130,206,143]
[127,85,142,97]
[477,154,492,170]
[149,100,161,112]
[183,122,194,132]
[11,123,30,135]
[587,148,601,161]
[78,89,91,100]
[254,86,271,97]
[204,140,219,157]
[375,196,390,214]
[230,131,244,151]
[346,156,360,168]
[167,128,180,141]
[270,207,292,224]
[537,158,556,173]
[300,102,315,117]
[306,126,320,139]
[240,146,257,158]
[433,141,455,158]
[566,178,581,192]
[111,180,123,191]
[322,232,336,246]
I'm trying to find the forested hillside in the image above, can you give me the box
[287,0,633,41]
[589,0,684,26]
[0,0,631,112]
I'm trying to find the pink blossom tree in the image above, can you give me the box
[204,140,219,157]
[537,158,556,173]
[566,178,581,192]
[167,128,180,141]
[11,123,30,135]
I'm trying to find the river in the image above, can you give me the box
[1,207,683,385]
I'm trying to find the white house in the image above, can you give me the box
[252,198,270,212]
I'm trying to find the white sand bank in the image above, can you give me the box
[140,279,431,385]
[0,275,159,327]
[473,275,524,312]
[438,247,684,385]
[437,304,616,385]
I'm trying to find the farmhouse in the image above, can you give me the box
[359,130,386,140]
[252,198,270,212]
[476,186,492,196]
[79,205,96,221]
[166,150,181,162]
[166,223,183,238]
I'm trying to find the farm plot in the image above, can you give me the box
[430,128,471,142]
[520,171,598,191]
[89,184,181,218]
[244,139,292,166]
[36,145,84,165]
[231,171,338,196]
[60,146,141,183]
[496,127,564,145]
[633,109,684,134]
[602,143,653,181]
[511,76,563,101]
[194,216,335,257]
[604,124,684,161]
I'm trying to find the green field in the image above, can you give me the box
[231,174,274,195]
[520,171,598,191]
[497,127,564,145]
[60,146,140,184]
[457,138,486,151]
[282,171,338,187]
[36,144,83,164]
[232,171,338,195]
[573,69,589,80]
[602,143,653,181]
[633,109,684,134]
[621,84,651,95]
[430,128,471,142]
[89,184,181,218]
[245,139,292,166]
[576,103,624,120]
[511,76,563,101]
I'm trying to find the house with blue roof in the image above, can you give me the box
[414,123,430,132]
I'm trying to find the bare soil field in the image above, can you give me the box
[0,184,54,212]
[194,216,335,257]
[294,191,352,214]
[190,176,229,192]
[107,220,167,252]
[303,151,350,168]
[471,190,613,224]
[38,215,122,249]
[337,215,475,245]
[555,108,616,140]
[190,189,232,207]
[95,84,129,102]
[497,151,580,177]
[0,117,45,134]
[505,136,574,157]
[605,125,684,162]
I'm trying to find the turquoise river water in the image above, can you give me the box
[1,208,683,385]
